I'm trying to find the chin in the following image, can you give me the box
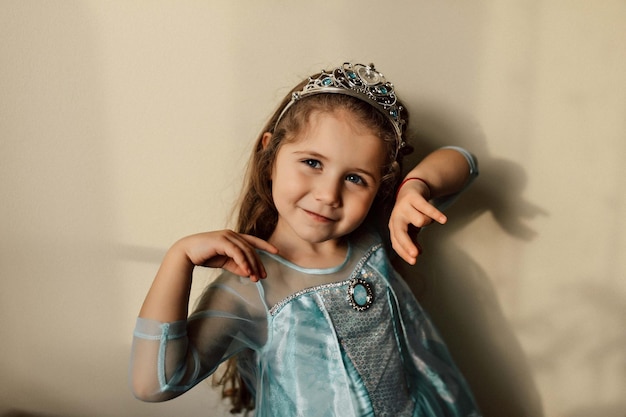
[294,230,338,245]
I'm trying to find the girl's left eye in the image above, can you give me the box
[346,174,365,185]
[303,159,321,169]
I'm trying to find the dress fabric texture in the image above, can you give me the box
[130,146,481,416]
[131,230,481,417]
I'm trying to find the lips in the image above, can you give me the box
[302,208,336,223]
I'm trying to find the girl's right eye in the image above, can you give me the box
[303,159,321,169]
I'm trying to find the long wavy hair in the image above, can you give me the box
[214,74,411,414]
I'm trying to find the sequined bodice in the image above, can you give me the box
[244,236,410,416]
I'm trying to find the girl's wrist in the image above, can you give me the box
[395,177,431,200]
[165,239,197,271]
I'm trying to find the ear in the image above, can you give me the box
[261,132,272,150]
[261,132,275,181]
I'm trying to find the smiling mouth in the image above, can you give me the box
[303,209,335,223]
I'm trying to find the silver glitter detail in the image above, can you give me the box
[320,247,414,416]
[349,243,382,279]
[268,243,382,317]
[269,281,349,316]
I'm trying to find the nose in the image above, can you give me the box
[314,176,342,207]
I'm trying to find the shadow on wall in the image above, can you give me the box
[395,102,547,417]
[1,412,67,417]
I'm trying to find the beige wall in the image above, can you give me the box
[1,1,624,416]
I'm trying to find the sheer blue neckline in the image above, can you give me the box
[261,243,352,275]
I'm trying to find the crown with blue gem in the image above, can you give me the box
[276,62,407,156]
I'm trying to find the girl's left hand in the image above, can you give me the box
[389,179,447,265]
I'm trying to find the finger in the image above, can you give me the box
[206,231,261,278]
[411,200,447,225]
[238,234,280,279]
[240,234,279,254]
[230,232,280,280]
[219,239,254,277]
[389,217,419,265]
[226,234,268,280]
[406,211,433,229]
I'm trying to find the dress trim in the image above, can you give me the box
[268,280,350,316]
[262,242,352,275]
[268,242,383,316]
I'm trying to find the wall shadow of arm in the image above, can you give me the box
[394,103,546,417]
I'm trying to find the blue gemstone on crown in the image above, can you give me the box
[322,77,333,86]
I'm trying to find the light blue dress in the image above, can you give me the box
[131,147,481,416]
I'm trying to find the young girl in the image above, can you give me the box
[131,62,481,416]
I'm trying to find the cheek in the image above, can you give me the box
[271,167,302,201]
[348,191,378,219]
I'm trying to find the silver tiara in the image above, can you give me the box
[275,62,406,156]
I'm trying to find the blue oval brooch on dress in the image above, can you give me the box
[347,278,374,311]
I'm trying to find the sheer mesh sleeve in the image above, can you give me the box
[130,272,267,402]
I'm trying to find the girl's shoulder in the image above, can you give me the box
[194,271,265,313]
[211,269,258,288]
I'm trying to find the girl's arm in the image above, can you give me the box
[139,230,278,322]
[389,147,478,264]
[132,230,277,400]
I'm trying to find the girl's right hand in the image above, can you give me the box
[175,230,278,282]
[389,179,447,265]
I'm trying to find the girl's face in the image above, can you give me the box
[268,109,386,249]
